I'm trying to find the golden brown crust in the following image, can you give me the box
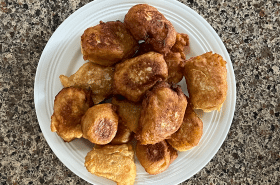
[81,21,138,66]
[166,141,178,164]
[113,51,168,102]
[171,33,190,54]
[81,103,118,144]
[110,120,134,145]
[50,87,93,142]
[182,51,228,112]
[134,37,187,84]
[111,96,142,133]
[135,33,189,57]
[167,103,203,151]
[135,81,188,145]
[124,4,176,54]
[136,140,171,175]
[85,144,136,185]
[164,52,185,84]
[59,62,114,104]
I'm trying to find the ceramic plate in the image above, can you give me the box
[34,0,236,184]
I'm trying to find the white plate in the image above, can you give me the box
[34,0,236,184]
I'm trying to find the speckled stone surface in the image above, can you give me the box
[1,0,279,184]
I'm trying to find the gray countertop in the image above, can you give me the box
[1,0,279,184]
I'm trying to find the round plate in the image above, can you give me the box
[34,0,236,184]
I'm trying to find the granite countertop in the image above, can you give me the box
[1,0,279,184]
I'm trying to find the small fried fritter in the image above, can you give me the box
[136,140,171,175]
[182,52,228,112]
[135,41,185,84]
[135,33,189,57]
[111,96,142,133]
[124,4,176,54]
[81,21,138,66]
[135,81,188,145]
[85,144,136,185]
[113,51,168,102]
[164,52,185,84]
[110,120,133,145]
[165,33,189,84]
[51,87,93,142]
[81,103,118,145]
[59,62,114,104]
[171,33,190,54]
[167,103,203,151]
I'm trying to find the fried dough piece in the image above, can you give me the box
[135,41,185,84]
[182,52,228,112]
[164,52,185,84]
[136,140,171,175]
[135,81,188,145]
[171,33,190,54]
[110,120,133,145]
[135,33,189,57]
[112,96,142,133]
[81,21,138,66]
[81,103,118,144]
[167,103,203,151]
[51,87,93,142]
[85,144,136,185]
[165,33,189,84]
[124,4,176,54]
[113,51,168,102]
[59,62,114,104]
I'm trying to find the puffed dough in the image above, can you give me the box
[85,144,136,185]
[81,21,138,66]
[182,51,228,112]
[124,4,176,54]
[136,140,171,175]
[59,62,114,104]
[81,103,118,145]
[113,51,168,102]
[51,87,93,142]
[111,96,142,133]
[135,81,188,145]
[167,103,203,151]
